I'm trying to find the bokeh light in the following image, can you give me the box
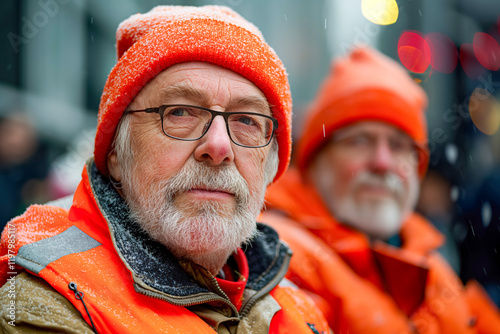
[460,44,487,79]
[426,32,458,73]
[361,0,399,25]
[469,88,500,135]
[398,31,431,73]
[481,202,492,228]
[445,143,458,165]
[473,32,500,71]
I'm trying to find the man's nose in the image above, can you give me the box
[369,139,394,174]
[193,115,235,165]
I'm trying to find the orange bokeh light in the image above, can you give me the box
[469,88,500,135]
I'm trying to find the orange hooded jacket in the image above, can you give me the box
[261,167,500,334]
[0,161,330,334]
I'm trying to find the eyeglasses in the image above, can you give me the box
[123,104,278,148]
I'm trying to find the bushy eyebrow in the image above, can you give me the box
[230,96,272,116]
[158,84,272,116]
[158,84,206,104]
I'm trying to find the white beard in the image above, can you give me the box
[334,190,404,240]
[120,159,266,274]
[317,171,419,240]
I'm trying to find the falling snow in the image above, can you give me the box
[445,143,458,164]
[481,202,492,228]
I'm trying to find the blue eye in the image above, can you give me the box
[170,108,189,117]
[237,116,255,126]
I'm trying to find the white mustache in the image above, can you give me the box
[161,160,250,204]
[353,172,404,197]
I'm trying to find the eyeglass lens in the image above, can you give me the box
[161,105,274,147]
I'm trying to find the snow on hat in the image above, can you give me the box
[94,5,292,182]
[297,45,429,178]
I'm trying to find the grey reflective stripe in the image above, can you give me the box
[15,226,101,274]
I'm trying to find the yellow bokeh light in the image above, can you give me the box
[469,88,500,135]
[361,0,399,25]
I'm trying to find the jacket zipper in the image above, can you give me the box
[69,282,98,333]
[135,248,291,321]
[133,277,239,315]
[239,247,292,317]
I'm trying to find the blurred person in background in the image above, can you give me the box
[47,129,96,200]
[262,45,500,333]
[0,6,329,333]
[0,112,50,229]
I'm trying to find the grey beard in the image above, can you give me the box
[121,160,264,274]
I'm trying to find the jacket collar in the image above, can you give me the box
[86,160,290,300]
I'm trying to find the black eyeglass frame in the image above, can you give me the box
[123,104,279,148]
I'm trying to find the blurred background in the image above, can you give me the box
[1,0,499,305]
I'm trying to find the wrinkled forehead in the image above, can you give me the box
[131,62,270,112]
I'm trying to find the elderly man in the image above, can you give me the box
[262,46,500,333]
[0,6,329,334]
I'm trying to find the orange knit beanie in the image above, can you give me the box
[94,5,292,182]
[297,46,429,178]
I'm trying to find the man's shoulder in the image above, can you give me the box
[0,271,93,333]
[258,211,349,278]
[259,210,322,248]
[0,202,79,288]
[1,203,73,245]
[401,212,445,253]
[5,201,71,228]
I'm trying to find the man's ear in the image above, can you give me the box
[107,150,122,182]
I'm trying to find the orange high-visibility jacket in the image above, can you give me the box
[261,168,500,334]
[0,161,330,334]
